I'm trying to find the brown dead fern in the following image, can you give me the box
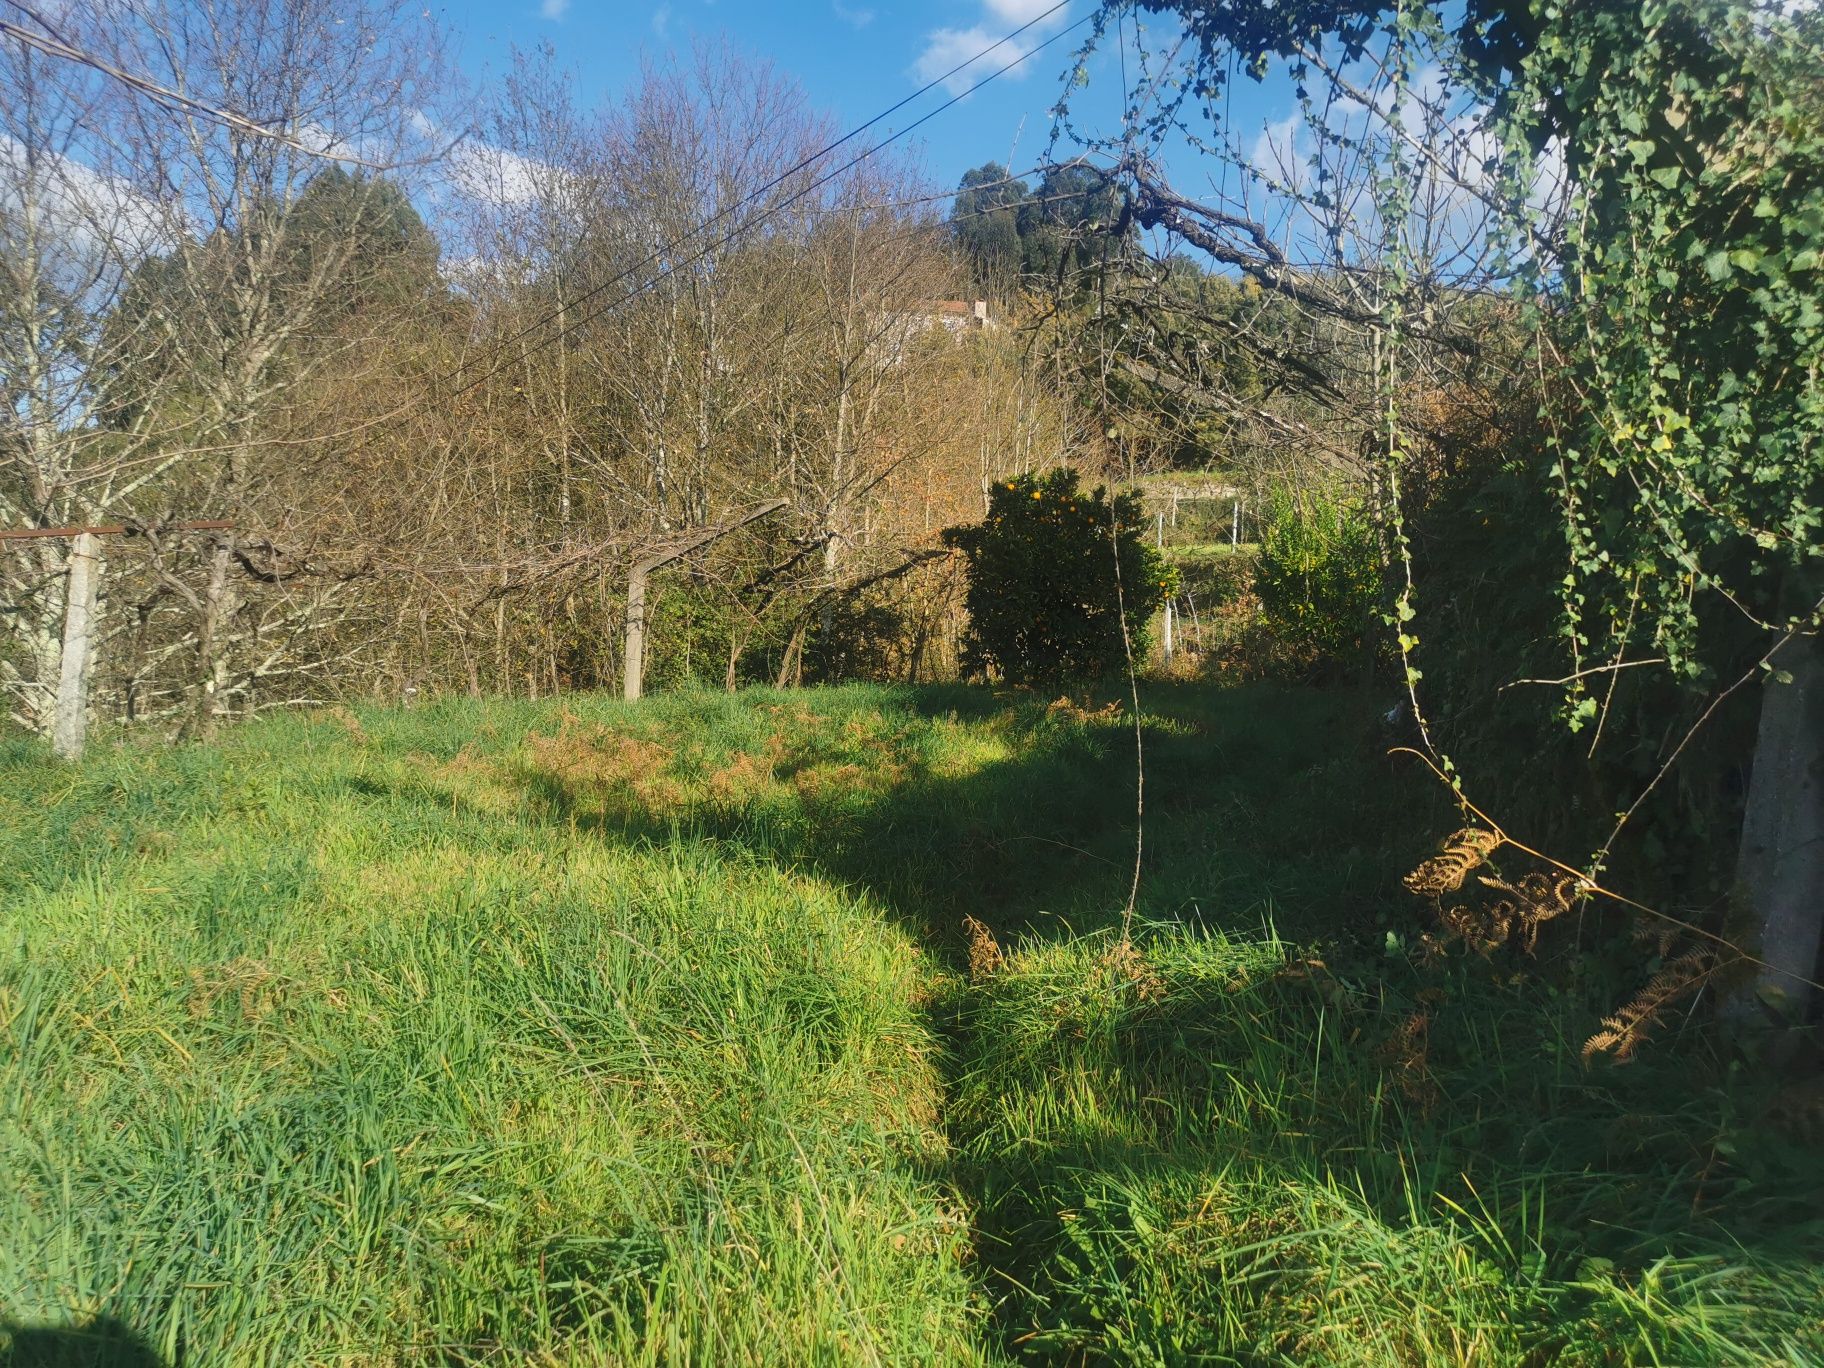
[1101,937,1167,1004]
[962,915,1004,981]
[188,957,279,1022]
[1378,1010,1439,1111]
[1475,871,1583,954]
[1408,827,1586,958]
[1438,900,1512,956]
[1045,695,1124,725]
[1399,783,1766,1065]
[1403,828,1503,897]
[1629,917,1682,959]
[1583,949,1718,1064]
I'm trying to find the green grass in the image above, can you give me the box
[2,684,1820,1364]
[1162,541,1260,561]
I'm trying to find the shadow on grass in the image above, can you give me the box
[0,1318,164,1368]
[325,680,1821,1361]
[502,680,1433,959]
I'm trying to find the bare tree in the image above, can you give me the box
[88,0,449,736]
[0,6,173,740]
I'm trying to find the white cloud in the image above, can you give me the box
[445,135,556,207]
[833,0,874,28]
[0,135,178,264]
[984,0,1062,21]
[1243,53,1571,276]
[913,2,1065,97]
[651,3,672,37]
[1248,111,1305,190]
[294,121,362,163]
[539,0,570,17]
[914,25,1030,95]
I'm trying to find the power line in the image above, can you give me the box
[3,2,1093,563]
[464,164,1106,416]
[34,168,1101,475]
[446,10,1093,398]
[0,1,396,169]
[448,0,1072,383]
[5,0,1084,419]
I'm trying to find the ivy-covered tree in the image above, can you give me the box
[1079,0,1824,1022]
[1517,2,1824,1019]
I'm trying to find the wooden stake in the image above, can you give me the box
[622,498,788,702]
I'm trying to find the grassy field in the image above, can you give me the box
[2,683,1820,1365]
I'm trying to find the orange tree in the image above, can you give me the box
[942,469,1174,685]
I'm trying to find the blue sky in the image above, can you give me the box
[441,0,1293,198]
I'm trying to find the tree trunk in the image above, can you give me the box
[726,628,744,693]
[1735,629,1824,1024]
[624,500,788,703]
[51,533,101,761]
[907,616,930,684]
[776,623,806,689]
[20,574,64,736]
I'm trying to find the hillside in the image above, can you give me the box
[2,685,1819,1364]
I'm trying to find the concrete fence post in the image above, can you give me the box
[52,531,101,761]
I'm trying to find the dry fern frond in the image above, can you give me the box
[185,957,321,1024]
[1629,918,1682,959]
[1439,901,1513,956]
[962,915,1003,981]
[1378,1010,1438,1110]
[1583,949,1715,1065]
[1476,871,1584,953]
[1404,828,1502,897]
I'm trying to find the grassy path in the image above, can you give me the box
[3,686,1819,1364]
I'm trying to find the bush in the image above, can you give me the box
[943,470,1174,685]
[1254,483,1384,675]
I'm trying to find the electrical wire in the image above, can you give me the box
[445,6,1092,397]
[0,0,397,168]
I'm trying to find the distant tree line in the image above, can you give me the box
[949,161,1132,300]
[2,7,1092,744]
